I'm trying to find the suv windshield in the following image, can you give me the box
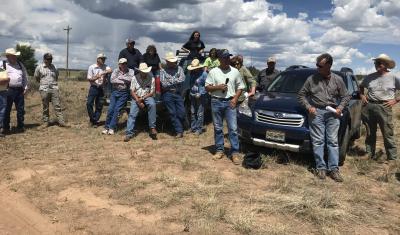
[267,72,310,93]
[266,70,347,93]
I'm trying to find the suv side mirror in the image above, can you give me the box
[352,91,361,99]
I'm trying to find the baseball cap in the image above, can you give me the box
[118,58,128,64]
[97,53,107,59]
[267,57,276,63]
[217,49,232,58]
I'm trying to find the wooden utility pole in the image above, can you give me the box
[64,25,72,79]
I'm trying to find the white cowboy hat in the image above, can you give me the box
[165,52,178,63]
[3,48,20,56]
[137,63,152,73]
[373,54,395,69]
[118,58,128,64]
[97,53,107,59]
[187,59,205,71]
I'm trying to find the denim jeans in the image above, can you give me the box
[309,108,340,171]
[190,95,206,133]
[162,91,186,134]
[126,97,156,137]
[211,98,239,154]
[105,89,129,130]
[0,91,7,129]
[40,89,64,124]
[87,85,104,124]
[4,87,24,130]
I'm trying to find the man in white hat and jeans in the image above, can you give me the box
[34,53,68,128]
[0,69,9,137]
[2,48,28,133]
[102,58,133,135]
[360,54,399,162]
[124,63,157,141]
[86,53,112,127]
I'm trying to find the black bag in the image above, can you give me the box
[243,152,262,169]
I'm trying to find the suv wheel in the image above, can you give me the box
[339,126,350,166]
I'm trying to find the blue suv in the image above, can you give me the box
[237,67,362,165]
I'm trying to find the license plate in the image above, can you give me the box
[266,130,285,142]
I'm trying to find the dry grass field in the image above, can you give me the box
[0,78,400,234]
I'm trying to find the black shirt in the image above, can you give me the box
[143,53,161,73]
[182,40,205,59]
[118,48,143,70]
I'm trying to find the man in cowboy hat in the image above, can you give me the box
[0,69,9,137]
[187,58,207,135]
[124,62,157,141]
[257,56,280,91]
[34,53,69,128]
[2,48,28,133]
[160,52,186,138]
[205,49,245,165]
[86,53,112,127]
[360,53,399,162]
[118,38,143,71]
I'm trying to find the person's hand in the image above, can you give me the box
[217,84,227,92]
[308,107,316,116]
[247,91,255,97]
[335,108,342,117]
[137,101,145,109]
[360,94,368,105]
[230,98,238,108]
[384,99,397,107]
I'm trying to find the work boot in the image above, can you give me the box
[231,153,242,165]
[316,169,326,180]
[329,170,344,182]
[213,151,225,160]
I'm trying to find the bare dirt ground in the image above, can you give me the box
[1,80,400,235]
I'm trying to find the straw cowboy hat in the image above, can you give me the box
[187,59,205,70]
[137,63,152,73]
[373,54,396,69]
[3,48,20,56]
[164,52,178,63]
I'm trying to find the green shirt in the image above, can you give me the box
[203,57,220,70]
[238,66,257,102]
[205,66,245,98]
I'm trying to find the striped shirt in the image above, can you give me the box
[87,63,111,87]
[34,63,59,91]
[160,66,185,92]
[110,68,134,90]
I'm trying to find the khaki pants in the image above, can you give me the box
[40,89,65,124]
[361,103,397,160]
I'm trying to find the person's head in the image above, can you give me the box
[138,63,152,77]
[316,53,333,77]
[267,57,276,70]
[118,58,128,71]
[187,59,204,73]
[230,56,241,69]
[146,45,157,56]
[96,53,107,65]
[43,53,53,66]
[209,48,217,59]
[373,54,395,74]
[126,38,135,51]
[4,48,19,64]
[189,30,201,41]
[217,49,232,69]
[164,52,178,68]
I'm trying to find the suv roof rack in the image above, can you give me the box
[285,65,309,71]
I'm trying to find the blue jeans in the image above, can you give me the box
[126,97,156,137]
[309,108,340,171]
[4,87,24,130]
[105,90,129,130]
[87,85,104,124]
[162,91,186,134]
[190,95,206,133]
[0,91,7,129]
[211,98,239,154]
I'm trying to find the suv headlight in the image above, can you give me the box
[238,99,252,117]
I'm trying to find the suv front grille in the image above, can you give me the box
[255,110,304,127]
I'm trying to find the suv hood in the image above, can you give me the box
[253,92,307,115]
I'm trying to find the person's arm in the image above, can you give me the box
[34,65,40,83]
[143,77,155,100]
[205,72,226,92]
[20,63,28,92]
[199,41,205,54]
[176,67,185,84]
[181,41,190,53]
[297,77,315,115]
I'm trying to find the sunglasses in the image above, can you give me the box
[374,61,383,66]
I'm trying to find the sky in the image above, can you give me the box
[0,0,399,76]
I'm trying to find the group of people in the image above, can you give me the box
[0,30,399,180]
